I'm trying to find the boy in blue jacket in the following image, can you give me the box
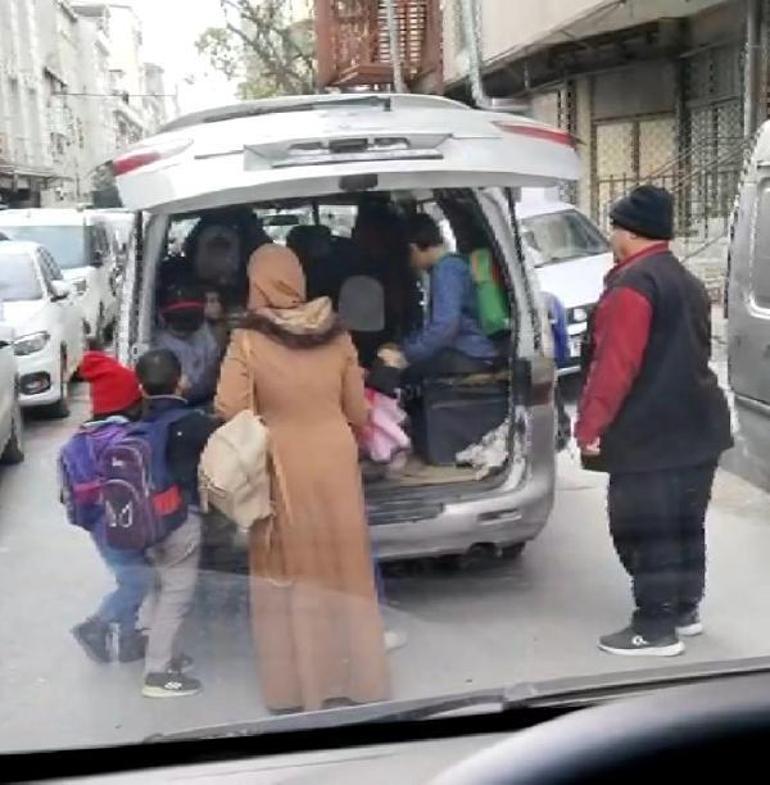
[387,213,499,378]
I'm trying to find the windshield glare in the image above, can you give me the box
[2,0,768,766]
[0,226,87,270]
[522,210,610,266]
[0,254,42,301]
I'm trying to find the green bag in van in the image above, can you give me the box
[469,248,510,336]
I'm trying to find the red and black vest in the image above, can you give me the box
[583,251,732,473]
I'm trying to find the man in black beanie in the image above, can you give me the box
[576,184,732,657]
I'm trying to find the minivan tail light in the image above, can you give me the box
[112,138,192,176]
[493,121,577,148]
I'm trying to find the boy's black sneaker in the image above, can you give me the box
[117,631,147,663]
[676,610,703,637]
[598,626,684,657]
[71,618,111,663]
[142,671,202,699]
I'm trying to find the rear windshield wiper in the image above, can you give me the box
[146,655,770,742]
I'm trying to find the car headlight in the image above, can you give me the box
[569,307,590,324]
[72,278,88,296]
[14,331,50,356]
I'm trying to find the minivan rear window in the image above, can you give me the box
[0,226,86,270]
[522,209,609,266]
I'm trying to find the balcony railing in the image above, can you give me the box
[315,0,442,90]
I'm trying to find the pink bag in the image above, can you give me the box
[359,389,411,464]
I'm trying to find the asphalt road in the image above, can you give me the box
[2,381,770,754]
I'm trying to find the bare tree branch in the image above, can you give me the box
[199,0,316,98]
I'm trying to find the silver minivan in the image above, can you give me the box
[112,93,580,562]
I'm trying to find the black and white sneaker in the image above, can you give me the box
[676,611,703,637]
[142,671,202,698]
[599,626,684,657]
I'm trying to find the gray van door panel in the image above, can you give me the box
[729,173,770,404]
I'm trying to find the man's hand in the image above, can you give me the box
[580,438,602,457]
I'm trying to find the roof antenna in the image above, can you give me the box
[383,0,407,93]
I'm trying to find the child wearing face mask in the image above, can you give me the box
[154,282,222,406]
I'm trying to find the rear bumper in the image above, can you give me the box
[370,403,556,561]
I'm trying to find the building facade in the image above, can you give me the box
[0,0,52,206]
[0,0,173,207]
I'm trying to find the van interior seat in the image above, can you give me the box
[338,275,386,333]
[338,274,388,368]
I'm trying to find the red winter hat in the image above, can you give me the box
[79,351,142,416]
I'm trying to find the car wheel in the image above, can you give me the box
[501,542,526,561]
[46,354,70,419]
[1,399,24,465]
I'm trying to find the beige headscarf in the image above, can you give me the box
[247,244,335,335]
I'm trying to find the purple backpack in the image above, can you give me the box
[100,409,189,551]
[58,422,129,532]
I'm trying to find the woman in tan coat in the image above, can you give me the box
[215,244,389,713]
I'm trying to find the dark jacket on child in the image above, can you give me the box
[144,396,219,506]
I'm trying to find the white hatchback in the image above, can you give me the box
[519,199,613,374]
[0,241,85,416]
[0,209,118,344]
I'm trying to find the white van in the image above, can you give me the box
[519,198,613,374]
[112,93,580,562]
[0,209,118,344]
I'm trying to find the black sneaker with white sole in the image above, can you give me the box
[142,671,202,698]
[599,626,685,657]
[676,610,703,637]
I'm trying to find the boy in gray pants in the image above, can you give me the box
[135,349,218,698]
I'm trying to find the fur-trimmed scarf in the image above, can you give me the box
[240,296,346,349]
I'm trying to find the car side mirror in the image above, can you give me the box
[91,249,104,268]
[51,281,72,301]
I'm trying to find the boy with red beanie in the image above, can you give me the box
[65,351,151,663]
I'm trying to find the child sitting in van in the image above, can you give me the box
[134,348,219,698]
[155,282,222,406]
[63,351,150,664]
[389,213,500,379]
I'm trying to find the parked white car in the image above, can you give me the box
[0,241,85,416]
[0,316,24,464]
[0,209,118,344]
[519,198,613,374]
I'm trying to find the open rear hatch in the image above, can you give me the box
[113,94,579,213]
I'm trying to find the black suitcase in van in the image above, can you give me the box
[411,376,510,466]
